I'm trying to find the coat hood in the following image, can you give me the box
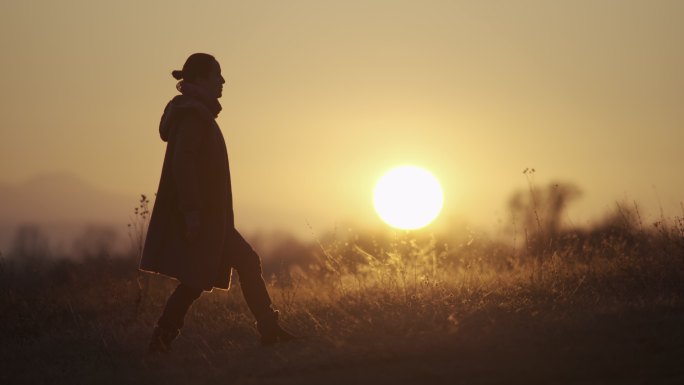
[159,95,216,142]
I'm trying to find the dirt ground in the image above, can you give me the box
[3,303,684,384]
[230,307,684,385]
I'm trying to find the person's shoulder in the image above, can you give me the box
[177,107,209,127]
[170,95,215,124]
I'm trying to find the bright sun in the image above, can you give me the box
[373,166,444,230]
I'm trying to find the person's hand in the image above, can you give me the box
[185,210,201,242]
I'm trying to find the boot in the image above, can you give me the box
[256,310,298,346]
[148,326,180,353]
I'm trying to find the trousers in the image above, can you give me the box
[157,233,273,331]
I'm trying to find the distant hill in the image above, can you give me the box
[0,173,137,224]
[0,173,138,256]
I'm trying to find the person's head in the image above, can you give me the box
[172,53,226,98]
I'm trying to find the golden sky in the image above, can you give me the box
[1,0,683,237]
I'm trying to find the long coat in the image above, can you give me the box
[140,94,236,291]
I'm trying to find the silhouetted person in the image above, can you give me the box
[140,53,296,352]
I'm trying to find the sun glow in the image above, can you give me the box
[373,166,444,230]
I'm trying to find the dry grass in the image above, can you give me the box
[1,204,684,384]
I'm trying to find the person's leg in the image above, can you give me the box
[158,282,203,330]
[150,282,203,352]
[230,231,297,345]
[229,233,274,319]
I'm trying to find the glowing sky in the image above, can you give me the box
[1,0,683,237]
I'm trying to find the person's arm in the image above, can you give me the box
[173,112,204,241]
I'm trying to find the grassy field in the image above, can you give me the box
[2,203,684,384]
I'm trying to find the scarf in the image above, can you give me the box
[176,80,222,118]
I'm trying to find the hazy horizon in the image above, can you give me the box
[2,0,683,243]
